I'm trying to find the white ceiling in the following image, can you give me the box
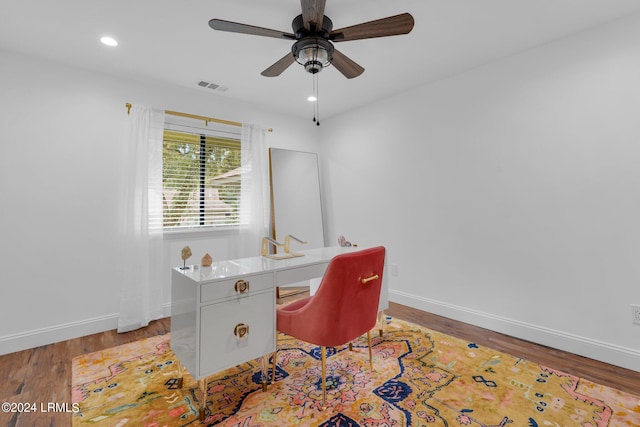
[2,0,640,120]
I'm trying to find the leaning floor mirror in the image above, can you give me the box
[268,148,325,296]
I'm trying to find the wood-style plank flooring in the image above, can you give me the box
[1,299,638,426]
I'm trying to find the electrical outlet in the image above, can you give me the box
[632,304,640,325]
[390,264,399,277]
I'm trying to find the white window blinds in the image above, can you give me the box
[161,117,241,230]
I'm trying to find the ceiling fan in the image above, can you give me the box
[208,0,415,79]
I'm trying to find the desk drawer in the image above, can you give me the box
[201,273,273,303]
[275,262,328,285]
[199,291,275,377]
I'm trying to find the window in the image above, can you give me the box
[162,128,241,230]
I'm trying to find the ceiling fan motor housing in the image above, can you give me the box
[291,14,335,74]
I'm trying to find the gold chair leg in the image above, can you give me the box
[271,351,276,383]
[379,311,385,337]
[272,333,278,384]
[261,355,268,392]
[367,331,373,370]
[348,342,353,351]
[321,345,327,410]
[271,353,278,384]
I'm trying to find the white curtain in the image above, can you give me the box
[117,105,166,333]
[235,124,270,258]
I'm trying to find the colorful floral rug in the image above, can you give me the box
[72,317,640,426]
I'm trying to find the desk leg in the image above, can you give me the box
[198,377,208,422]
[176,361,184,389]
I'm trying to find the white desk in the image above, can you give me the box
[170,246,388,381]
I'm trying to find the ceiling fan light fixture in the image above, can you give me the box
[293,37,334,74]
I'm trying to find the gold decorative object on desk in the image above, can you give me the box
[261,237,282,257]
[180,246,192,270]
[283,235,307,257]
[261,235,307,260]
[201,253,213,267]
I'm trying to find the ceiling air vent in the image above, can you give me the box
[197,81,229,92]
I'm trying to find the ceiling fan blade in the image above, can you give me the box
[331,49,365,79]
[330,13,414,42]
[300,0,326,31]
[209,19,295,40]
[261,53,296,77]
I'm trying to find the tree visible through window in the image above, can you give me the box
[162,130,241,229]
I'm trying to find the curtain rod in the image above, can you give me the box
[125,103,272,132]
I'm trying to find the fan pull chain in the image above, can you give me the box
[312,74,316,124]
[312,73,320,126]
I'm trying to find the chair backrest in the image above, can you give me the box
[292,246,386,347]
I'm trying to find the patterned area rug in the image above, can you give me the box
[71,317,640,426]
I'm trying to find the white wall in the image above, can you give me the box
[0,50,317,354]
[319,13,640,371]
[3,12,640,372]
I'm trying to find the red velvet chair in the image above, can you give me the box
[273,246,386,408]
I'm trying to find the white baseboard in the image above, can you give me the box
[0,314,119,356]
[389,289,640,373]
[0,304,172,356]
[4,294,639,373]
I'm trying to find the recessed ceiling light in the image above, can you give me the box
[307,96,317,102]
[100,36,118,47]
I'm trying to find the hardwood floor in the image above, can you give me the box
[1,300,638,426]
[0,320,171,427]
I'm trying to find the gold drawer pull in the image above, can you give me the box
[360,274,379,285]
[234,323,249,340]
[234,279,249,294]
